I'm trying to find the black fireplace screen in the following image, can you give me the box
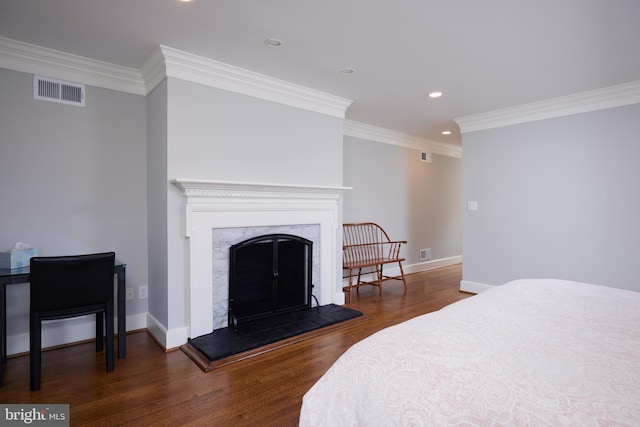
[228,234,312,327]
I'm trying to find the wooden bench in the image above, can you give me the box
[342,222,408,303]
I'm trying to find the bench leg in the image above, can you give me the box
[356,268,364,298]
[398,261,407,292]
[376,265,383,296]
[346,269,354,304]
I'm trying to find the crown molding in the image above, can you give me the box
[343,119,462,159]
[455,80,640,134]
[142,45,353,118]
[0,37,146,95]
[0,37,353,118]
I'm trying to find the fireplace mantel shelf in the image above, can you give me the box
[172,179,351,199]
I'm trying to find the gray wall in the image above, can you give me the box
[146,79,169,328]
[343,136,462,266]
[167,78,344,186]
[462,103,640,292]
[0,68,148,349]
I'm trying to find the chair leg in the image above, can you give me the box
[376,265,383,296]
[105,302,114,372]
[96,312,104,353]
[29,312,42,391]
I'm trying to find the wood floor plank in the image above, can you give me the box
[0,264,469,426]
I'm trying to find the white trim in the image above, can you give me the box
[145,312,165,349]
[459,280,494,294]
[0,36,146,95]
[142,45,353,118]
[404,255,463,274]
[4,35,639,140]
[455,80,640,134]
[172,179,350,339]
[6,312,147,357]
[344,119,462,159]
[342,256,463,288]
[145,311,189,351]
[0,37,353,118]
[172,179,350,198]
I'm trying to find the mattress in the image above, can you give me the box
[299,279,640,426]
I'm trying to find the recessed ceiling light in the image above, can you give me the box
[341,68,355,75]
[428,91,443,98]
[442,130,452,135]
[265,39,283,48]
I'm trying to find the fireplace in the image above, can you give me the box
[212,224,319,329]
[172,179,350,339]
[229,234,313,327]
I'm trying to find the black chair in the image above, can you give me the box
[29,252,116,391]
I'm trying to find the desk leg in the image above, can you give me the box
[117,267,126,358]
[1,284,5,363]
[0,284,5,387]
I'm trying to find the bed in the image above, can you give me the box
[299,279,640,426]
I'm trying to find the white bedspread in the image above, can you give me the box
[299,279,640,426]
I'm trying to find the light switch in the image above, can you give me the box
[467,201,478,211]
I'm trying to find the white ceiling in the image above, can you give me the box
[1,0,639,148]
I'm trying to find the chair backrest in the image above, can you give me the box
[30,252,115,314]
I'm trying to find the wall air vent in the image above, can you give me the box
[33,75,85,106]
[419,248,432,261]
[420,151,432,163]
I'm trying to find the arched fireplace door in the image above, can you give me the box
[228,233,313,328]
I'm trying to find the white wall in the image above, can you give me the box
[462,103,640,292]
[0,67,148,354]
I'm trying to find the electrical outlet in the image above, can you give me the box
[139,285,148,299]
[125,287,135,300]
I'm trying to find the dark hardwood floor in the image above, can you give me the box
[0,264,471,426]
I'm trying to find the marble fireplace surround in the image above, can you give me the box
[172,179,350,339]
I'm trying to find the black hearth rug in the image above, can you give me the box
[186,304,362,365]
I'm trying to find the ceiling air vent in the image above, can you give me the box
[33,75,85,106]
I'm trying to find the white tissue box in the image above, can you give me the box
[0,248,40,269]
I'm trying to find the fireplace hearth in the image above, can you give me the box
[185,303,363,367]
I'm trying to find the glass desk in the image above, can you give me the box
[0,259,127,387]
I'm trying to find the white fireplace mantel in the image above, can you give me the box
[173,178,351,197]
[172,179,351,338]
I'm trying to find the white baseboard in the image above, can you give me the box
[341,255,463,288]
[459,280,494,294]
[7,257,467,356]
[404,255,463,274]
[146,312,189,351]
[7,312,148,357]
